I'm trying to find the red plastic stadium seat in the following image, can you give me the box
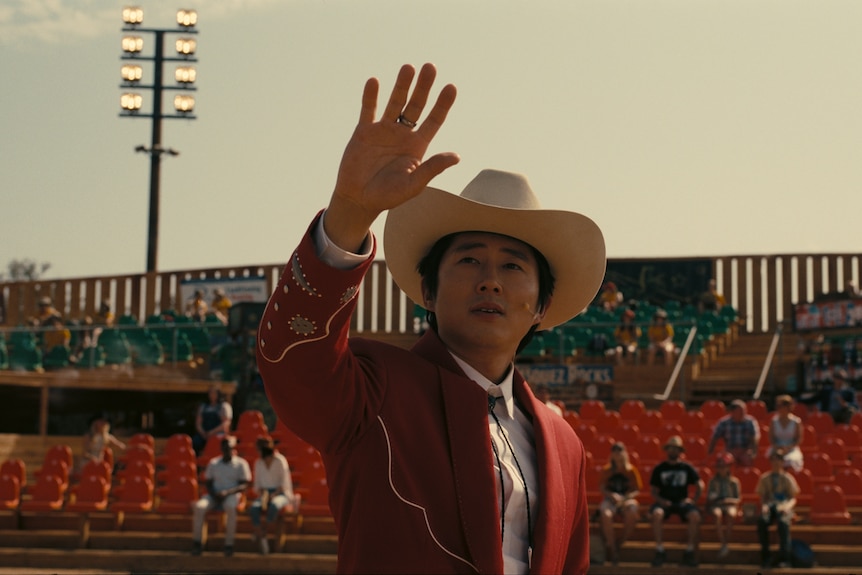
[637,410,664,436]
[594,411,622,435]
[111,475,154,514]
[20,474,65,512]
[0,459,26,493]
[0,474,20,510]
[679,410,705,434]
[659,400,686,423]
[806,411,835,436]
[788,468,814,508]
[578,400,606,423]
[700,400,727,426]
[66,475,110,513]
[156,475,199,514]
[833,467,862,507]
[619,399,646,423]
[809,484,852,525]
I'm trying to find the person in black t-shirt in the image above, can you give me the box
[648,435,703,567]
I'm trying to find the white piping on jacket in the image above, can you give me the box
[377,415,479,573]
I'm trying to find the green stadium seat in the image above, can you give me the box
[9,341,42,371]
[178,325,212,355]
[98,329,132,366]
[130,335,164,366]
[77,346,106,369]
[117,314,138,326]
[42,345,72,370]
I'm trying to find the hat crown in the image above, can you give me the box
[460,169,542,210]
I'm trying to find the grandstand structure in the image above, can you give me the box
[1,252,862,572]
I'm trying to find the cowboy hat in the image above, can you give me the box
[383,169,606,330]
[663,435,685,451]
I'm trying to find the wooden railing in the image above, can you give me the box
[2,252,860,334]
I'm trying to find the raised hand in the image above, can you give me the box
[325,63,459,253]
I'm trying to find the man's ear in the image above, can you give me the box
[533,296,552,325]
[422,281,435,312]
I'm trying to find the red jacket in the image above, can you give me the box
[257,218,590,574]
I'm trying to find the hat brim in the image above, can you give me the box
[383,187,606,330]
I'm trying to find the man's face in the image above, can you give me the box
[730,406,745,421]
[665,446,682,461]
[221,441,234,460]
[424,232,545,358]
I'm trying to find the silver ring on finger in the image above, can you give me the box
[396,114,417,129]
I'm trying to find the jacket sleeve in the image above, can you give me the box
[255,213,383,454]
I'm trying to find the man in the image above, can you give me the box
[755,448,799,568]
[649,435,703,568]
[707,399,760,467]
[646,310,676,366]
[249,437,299,555]
[191,436,250,557]
[801,369,859,424]
[256,63,606,574]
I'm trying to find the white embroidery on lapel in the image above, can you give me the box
[377,415,479,573]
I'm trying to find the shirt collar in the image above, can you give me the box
[450,353,516,419]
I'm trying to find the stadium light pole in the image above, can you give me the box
[119,6,198,273]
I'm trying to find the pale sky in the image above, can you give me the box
[2,0,860,280]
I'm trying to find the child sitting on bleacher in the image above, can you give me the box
[706,452,741,559]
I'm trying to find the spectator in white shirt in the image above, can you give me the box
[249,437,299,555]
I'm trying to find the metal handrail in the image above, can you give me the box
[653,325,698,401]
[753,321,784,400]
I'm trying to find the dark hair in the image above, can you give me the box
[416,232,556,354]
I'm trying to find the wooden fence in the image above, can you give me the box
[2,252,861,334]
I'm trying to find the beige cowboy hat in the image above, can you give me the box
[383,169,606,330]
[663,435,685,451]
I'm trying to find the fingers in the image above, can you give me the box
[358,77,379,125]
[398,63,437,126]
[416,82,457,141]
[381,64,417,122]
[378,63,456,132]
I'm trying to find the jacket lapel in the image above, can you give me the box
[413,333,505,574]
[514,376,568,574]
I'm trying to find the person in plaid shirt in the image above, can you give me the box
[707,399,760,467]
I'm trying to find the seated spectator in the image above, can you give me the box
[599,281,623,311]
[800,369,859,424]
[93,300,115,327]
[756,449,799,569]
[193,386,233,455]
[35,296,60,325]
[210,289,232,325]
[767,394,804,471]
[700,279,726,312]
[649,436,702,568]
[532,383,563,417]
[598,442,641,565]
[249,437,300,555]
[612,309,641,365]
[78,414,126,473]
[42,315,71,354]
[706,452,741,559]
[186,290,208,322]
[191,436,251,557]
[647,310,676,366]
[707,399,760,467]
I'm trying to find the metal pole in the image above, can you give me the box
[146,30,165,273]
